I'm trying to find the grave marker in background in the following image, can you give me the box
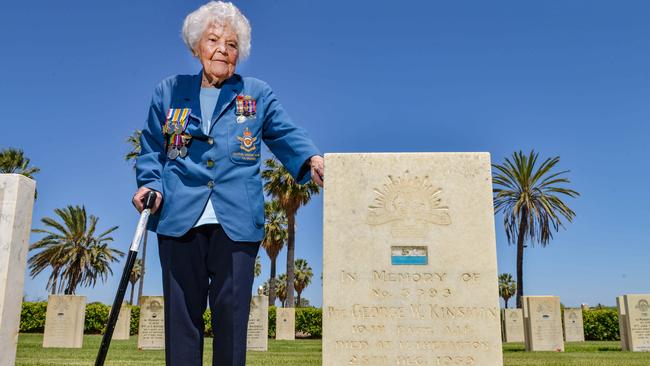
[42,295,86,348]
[138,296,164,350]
[0,175,36,366]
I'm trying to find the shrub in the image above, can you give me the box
[296,307,322,338]
[85,302,110,334]
[268,306,276,338]
[583,308,620,341]
[130,306,140,335]
[20,302,47,333]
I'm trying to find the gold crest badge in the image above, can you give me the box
[237,127,257,152]
[367,174,451,238]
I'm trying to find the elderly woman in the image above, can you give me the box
[132,2,324,365]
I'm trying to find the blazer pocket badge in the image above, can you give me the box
[237,127,257,152]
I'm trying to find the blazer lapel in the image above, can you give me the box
[208,74,242,134]
[184,72,205,138]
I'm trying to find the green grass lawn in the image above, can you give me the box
[15,334,650,366]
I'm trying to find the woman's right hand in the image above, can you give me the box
[132,187,163,214]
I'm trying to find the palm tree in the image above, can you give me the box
[1,147,40,198]
[28,205,124,294]
[261,158,319,308]
[294,258,313,308]
[129,259,143,305]
[125,130,142,164]
[261,200,287,306]
[498,273,517,309]
[276,273,288,307]
[125,129,148,305]
[0,148,40,178]
[493,150,578,308]
[254,255,262,278]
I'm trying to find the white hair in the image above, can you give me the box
[182,1,251,61]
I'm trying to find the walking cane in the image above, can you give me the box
[94,191,157,366]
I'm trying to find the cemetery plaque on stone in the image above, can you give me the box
[617,296,630,351]
[42,295,86,348]
[276,307,296,341]
[247,294,269,351]
[503,308,525,343]
[323,153,503,366]
[623,294,650,352]
[0,174,36,366]
[138,296,165,350]
[563,308,584,342]
[524,296,564,352]
[112,303,131,340]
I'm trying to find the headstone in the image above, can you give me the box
[247,294,269,351]
[0,175,36,366]
[138,296,165,350]
[275,307,295,340]
[322,153,503,366]
[524,296,564,351]
[112,303,131,340]
[617,296,630,351]
[42,295,86,348]
[522,297,531,350]
[503,308,525,342]
[623,294,650,352]
[581,303,589,311]
[563,308,585,342]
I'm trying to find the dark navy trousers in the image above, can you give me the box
[158,224,260,366]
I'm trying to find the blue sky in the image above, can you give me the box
[2,0,649,308]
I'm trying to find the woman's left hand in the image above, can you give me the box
[310,155,325,187]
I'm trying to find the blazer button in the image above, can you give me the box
[206,159,215,168]
[207,138,214,145]
[207,180,215,189]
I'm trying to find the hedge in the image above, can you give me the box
[583,308,620,341]
[22,301,624,341]
[20,301,322,338]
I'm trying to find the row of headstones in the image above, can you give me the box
[40,294,298,350]
[501,295,650,352]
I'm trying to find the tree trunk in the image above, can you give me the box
[51,276,57,295]
[505,297,509,309]
[137,230,148,306]
[286,213,296,308]
[515,211,528,309]
[269,256,277,307]
[296,290,302,308]
[129,282,135,305]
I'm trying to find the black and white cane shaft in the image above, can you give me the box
[95,201,153,366]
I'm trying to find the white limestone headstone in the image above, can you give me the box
[42,295,87,348]
[323,153,503,366]
[112,303,131,340]
[138,296,165,350]
[623,294,650,352]
[0,175,36,366]
[617,296,630,351]
[247,295,269,351]
[524,296,564,352]
[503,308,525,343]
[563,308,585,342]
[275,307,295,341]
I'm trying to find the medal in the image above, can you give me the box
[163,108,192,160]
[167,147,179,160]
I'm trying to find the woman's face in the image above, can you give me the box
[196,22,239,84]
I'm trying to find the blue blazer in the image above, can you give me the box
[135,72,320,241]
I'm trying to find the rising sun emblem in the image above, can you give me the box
[367,174,451,238]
